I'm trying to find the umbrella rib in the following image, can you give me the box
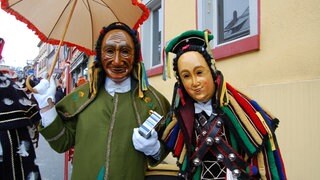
[81,0,109,52]
[47,0,74,40]
[95,0,120,21]
[48,0,78,78]
[81,0,89,10]
[84,0,95,53]
[5,0,23,8]
[92,0,108,7]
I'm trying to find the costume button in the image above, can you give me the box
[178,172,185,178]
[217,154,224,162]
[216,120,223,127]
[205,137,214,146]
[193,157,201,166]
[232,169,241,178]
[228,153,236,161]
[214,137,221,144]
[201,130,207,136]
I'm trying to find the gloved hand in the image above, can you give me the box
[132,128,160,156]
[33,76,56,109]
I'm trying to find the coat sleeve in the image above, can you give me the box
[144,86,171,166]
[39,84,91,153]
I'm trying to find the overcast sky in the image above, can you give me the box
[0,9,40,68]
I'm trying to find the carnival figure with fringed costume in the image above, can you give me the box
[161,30,287,180]
[32,22,170,180]
[0,69,42,179]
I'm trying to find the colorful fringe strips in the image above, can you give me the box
[161,75,287,179]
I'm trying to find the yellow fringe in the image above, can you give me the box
[257,152,267,180]
[220,80,229,106]
[161,116,178,140]
[256,112,276,151]
[228,94,263,145]
[137,63,143,98]
[178,145,187,164]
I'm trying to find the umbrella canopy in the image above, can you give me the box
[1,0,150,56]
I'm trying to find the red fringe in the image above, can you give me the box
[226,83,267,136]
[132,0,150,30]
[174,131,184,157]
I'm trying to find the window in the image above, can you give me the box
[141,0,163,76]
[197,0,260,59]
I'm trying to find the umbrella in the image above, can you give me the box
[1,0,149,55]
[1,0,150,92]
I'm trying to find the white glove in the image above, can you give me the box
[132,128,160,156]
[33,76,56,109]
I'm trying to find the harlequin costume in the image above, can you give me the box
[39,22,170,180]
[0,70,41,179]
[161,30,287,179]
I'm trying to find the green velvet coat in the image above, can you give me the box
[40,80,170,180]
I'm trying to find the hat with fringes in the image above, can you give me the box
[162,30,216,80]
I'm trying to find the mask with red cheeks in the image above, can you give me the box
[178,51,215,103]
[100,29,135,83]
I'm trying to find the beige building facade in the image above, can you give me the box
[145,0,320,179]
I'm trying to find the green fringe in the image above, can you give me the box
[140,62,148,91]
[229,130,239,152]
[266,140,280,180]
[221,106,257,155]
[181,156,188,171]
[193,166,201,180]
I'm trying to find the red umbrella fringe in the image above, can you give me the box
[132,0,150,30]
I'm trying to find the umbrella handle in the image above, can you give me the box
[48,0,77,79]
[26,75,38,93]
[26,0,78,93]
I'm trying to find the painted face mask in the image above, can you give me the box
[101,29,135,83]
[178,51,215,102]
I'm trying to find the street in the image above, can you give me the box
[35,135,72,180]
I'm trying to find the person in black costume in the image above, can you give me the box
[0,69,42,179]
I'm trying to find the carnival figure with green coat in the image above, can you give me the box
[32,22,170,180]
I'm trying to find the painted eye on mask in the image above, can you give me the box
[181,73,190,79]
[120,48,132,58]
[102,47,115,58]
[103,47,133,59]
[196,70,203,75]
